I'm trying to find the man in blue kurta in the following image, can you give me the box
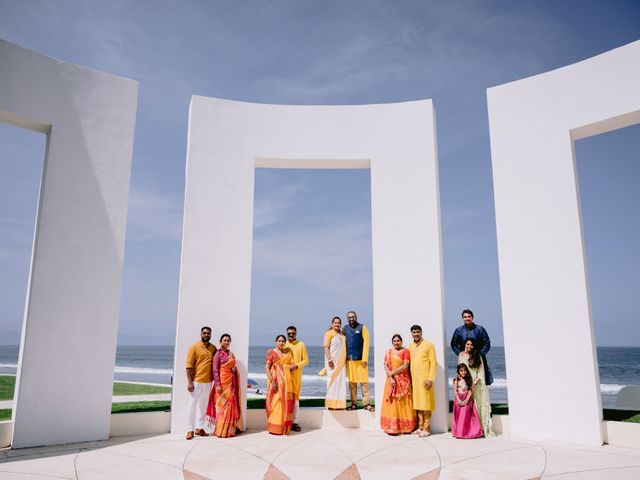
[450,309,493,385]
[342,311,373,411]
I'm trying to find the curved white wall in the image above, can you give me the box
[488,40,640,445]
[0,40,138,448]
[173,98,448,434]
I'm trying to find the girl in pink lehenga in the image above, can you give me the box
[451,363,484,439]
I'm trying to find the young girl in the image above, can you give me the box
[451,363,484,439]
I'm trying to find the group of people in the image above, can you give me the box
[450,309,495,439]
[264,311,372,435]
[379,325,437,437]
[183,324,310,438]
[183,308,494,440]
[377,309,494,439]
[184,328,242,439]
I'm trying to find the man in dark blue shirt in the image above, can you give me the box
[450,309,493,385]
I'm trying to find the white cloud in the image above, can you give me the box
[126,187,182,242]
[253,177,307,229]
[253,221,372,295]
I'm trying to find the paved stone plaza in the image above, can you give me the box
[1,429,640,479]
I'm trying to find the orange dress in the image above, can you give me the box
[206,349,242,438]
[380,348,417,434]
[265,348,295,435]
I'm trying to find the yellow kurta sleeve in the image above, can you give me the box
[361,326,370,363]
[427,342,436,382]
[185,345,196,369]
[296,342,309,369]
[323,330,334,348]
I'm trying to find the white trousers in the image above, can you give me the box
[294,399,300,423]
[186,381,211,432]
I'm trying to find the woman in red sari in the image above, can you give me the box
[265,334,296,435]
[205,333,242,437]
[380,334,417,435]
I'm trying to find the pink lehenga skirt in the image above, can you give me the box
[451,392,484,439]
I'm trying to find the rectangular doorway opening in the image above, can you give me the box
[575,122,640,423]
[248,168,374,411]
[0,123,46,435]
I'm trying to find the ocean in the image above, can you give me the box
[1,345,638,408]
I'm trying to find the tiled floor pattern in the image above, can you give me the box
[1,429,640,479]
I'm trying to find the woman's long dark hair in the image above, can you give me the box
[457,363,473,390]
[465,338,482,369]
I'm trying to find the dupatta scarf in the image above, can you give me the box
[385,348,412,401]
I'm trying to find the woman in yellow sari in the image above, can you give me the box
[381,334,417,434]
[265,334,296,435]
[205,334,242,437]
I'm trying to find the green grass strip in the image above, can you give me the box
[0,409,11,421]
[624,413,640,424]
[1,375,170,400]
[603,409,640,423]
[0,376,16,401]
[111,401,171,414]
[112,382,171,396]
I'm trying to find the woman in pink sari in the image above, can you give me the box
[205,334,242,437]
[265,334,296,435]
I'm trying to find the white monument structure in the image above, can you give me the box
[172,97,448,434]
[2,36,639,449]
[488,40,640,445]
[0,40,138,448]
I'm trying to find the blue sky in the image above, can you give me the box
[0,1,639,346]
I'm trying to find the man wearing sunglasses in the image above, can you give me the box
[285,325,309,431]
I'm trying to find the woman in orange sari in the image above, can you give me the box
[380,334,417,435]
[205,334,242,437]
[265,334,296,435]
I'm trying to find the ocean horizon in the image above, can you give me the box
[1,345,638,408]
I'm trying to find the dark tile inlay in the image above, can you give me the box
[413,467,441,480]
[264,464,290,480]
[184,469,211,480]
[335,463,361,480]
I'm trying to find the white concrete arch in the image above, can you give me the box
[488,40,640,445]
[172,98,447,434]
[0,40,138,447]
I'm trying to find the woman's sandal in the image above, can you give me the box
[364,405,375,412]
[346,404,358,411]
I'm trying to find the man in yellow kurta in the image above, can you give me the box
[409,324,436,437]
[343,311,373,411]
[285,325,309,432]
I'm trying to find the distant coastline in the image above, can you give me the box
[2,345,638,409]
